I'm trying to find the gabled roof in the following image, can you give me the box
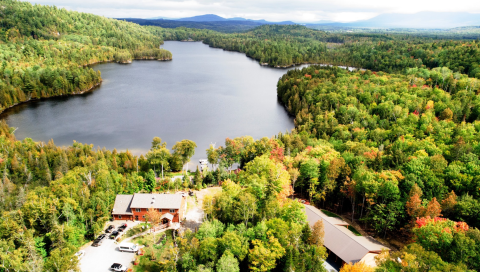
[112,195,133,215]
[130,193,182,209]
[304,205,389,265]
[160,213,174,221]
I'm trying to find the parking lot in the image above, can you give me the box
[79,221,141,272]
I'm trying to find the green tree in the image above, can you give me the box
[207,144,220,171]
[144,169,156,192]
[194,166,203,186]
[248,232,286,272]
[199,237,219,264]
[218,231,248,261]
[172,140,197,175]
[216,250,240,272]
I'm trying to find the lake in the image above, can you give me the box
[1,41,298,169]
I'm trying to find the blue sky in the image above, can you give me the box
[21,0,480,23]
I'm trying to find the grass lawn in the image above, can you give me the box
[321,209,341,218]
[132,229,174,272]
[344,225,362,236]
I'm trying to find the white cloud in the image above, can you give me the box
[20,0,480,22]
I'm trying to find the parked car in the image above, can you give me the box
[109,231,120,239]
[110,263,126,272]
[74,250,85,260]
[105,225,115,233]
[92,238,104,247]
[118,243,138,253]
[96,234,106,240]
[117,223,127,232]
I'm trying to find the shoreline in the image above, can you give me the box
[0,81,102,117]
[0,55,173,117]
[171,40,358,70]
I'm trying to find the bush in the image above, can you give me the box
[126,223,150,238]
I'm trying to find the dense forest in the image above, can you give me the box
[0,122,207,271]
[122,18,266,33]
[0,0,172,115]
[151,25,480,76]
[1,0,480,271]
[272,65,480,270]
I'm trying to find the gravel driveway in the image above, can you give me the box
[79,221,140,272]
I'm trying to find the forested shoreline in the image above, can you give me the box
[1,0,480,271]
[0,0,172,115]
[151,25,480,76]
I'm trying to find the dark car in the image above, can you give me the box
[110,263,126,272]
[109,231,119,239]
[96,234,106,240]
[105,225,114,233]
[117,223,127,232]
[92,238,104,247]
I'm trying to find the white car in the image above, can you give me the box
[74,250,85,260]
[118,243,138,253]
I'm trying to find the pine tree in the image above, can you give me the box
[194,166,202,186]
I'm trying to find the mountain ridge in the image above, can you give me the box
[147,12,480,29]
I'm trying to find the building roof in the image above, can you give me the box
[130,193,182,209]
[112,195,134,215]
[160,213,174,221]
[304,205,389,265]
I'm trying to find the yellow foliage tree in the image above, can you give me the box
[340,261,374,272]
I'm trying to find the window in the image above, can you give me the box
[169,209,175,213]
[158,209,162,212]
[135,208,141,212]
[142,215,145,219]
[118,215,122,219]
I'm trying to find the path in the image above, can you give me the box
[182,187,221,230]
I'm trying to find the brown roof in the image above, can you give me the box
[112,195,134,215]
[304,205,389,265]
[130,193,182,209]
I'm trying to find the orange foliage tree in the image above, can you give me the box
[308,220,325,246]
[145,206,162,243]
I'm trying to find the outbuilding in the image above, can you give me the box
[304,205,389,268]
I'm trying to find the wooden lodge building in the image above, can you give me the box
[112,193,185,225]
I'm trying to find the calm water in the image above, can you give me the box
[1,41,298,168]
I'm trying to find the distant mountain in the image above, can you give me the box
[119,18,265,33]
[147,16,177,20]
[136,12,480,32]
[121,14,295,33]
[309,12,480,29]
[175,14,295,25]
[176,14,228,22]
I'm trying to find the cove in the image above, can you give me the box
[1,41,298,168]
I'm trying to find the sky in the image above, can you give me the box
[21,0,480,23]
